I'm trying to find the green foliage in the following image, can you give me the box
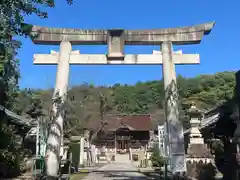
[150,144,165,167]
[0,0,73,45]
[211,140,224,155]
[0,0,74,74]
[0,0,73,177]
[63,92,91,137]
[15,71,236,132]
[69,143,80,168]
[26,92,45,119]
[111,71,235,127]
[112,81,164,114]
[90,91,113,143]
[0,42,20,178]
[0,116,22,177]
[0,45,20,108]
[179,72,235,109]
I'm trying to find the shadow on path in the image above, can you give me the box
[83,169,167,180]
[83,163,166,180]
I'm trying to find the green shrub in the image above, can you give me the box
[132,154,138,161]
[150,144,165,167]
[69,143,80,168]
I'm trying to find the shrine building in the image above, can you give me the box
[87,114,153,154]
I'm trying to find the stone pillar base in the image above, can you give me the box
[186,161,216,179]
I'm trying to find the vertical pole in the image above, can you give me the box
[45,41,71,178]
[234,71,240,179]
[79,137,84,167]
[36,118,40,157]
[163,123,168,158]
[158,126,160,152]
[161,42,186,175]
[162,127,166,157]
[164,122,170,179]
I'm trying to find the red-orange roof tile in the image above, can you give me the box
[87,114,152,131]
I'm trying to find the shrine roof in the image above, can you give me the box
[87,114,152,131]
[0,105,33,128]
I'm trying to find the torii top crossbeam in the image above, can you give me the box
[30,22,215,45]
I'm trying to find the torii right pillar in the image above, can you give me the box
[158,23,215,174]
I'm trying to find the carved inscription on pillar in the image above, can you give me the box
[107,29,124,60]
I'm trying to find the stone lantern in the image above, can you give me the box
[187,102,204,145]
[186,102,213,164]
[186,103,215,179]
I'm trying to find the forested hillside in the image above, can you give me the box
[15,71,236,132]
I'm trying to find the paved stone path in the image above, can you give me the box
[83,162,147,180]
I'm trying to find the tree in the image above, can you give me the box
[150,144,165,167]
[63,95,91,137]
[0,114,22,178]
[0,41,20,178]
[6,70,236,178]
[0,42,20,109]
[90,92,113,144]
[1,0,74,76]
[0,0,74,178]
[0,0,73,48]
[26,92,45,119]
[14,71,236,131]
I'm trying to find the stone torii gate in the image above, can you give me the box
[30,22,215,177]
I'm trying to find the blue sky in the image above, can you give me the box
[18,0,240,89]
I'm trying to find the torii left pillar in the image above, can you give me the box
[45,41,72,178]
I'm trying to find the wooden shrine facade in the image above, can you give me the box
[88,115,152,152]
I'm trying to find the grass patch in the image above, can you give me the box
[79,169,89,173]
[70,172,88,180]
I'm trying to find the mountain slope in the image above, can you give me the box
[16,71,236,132]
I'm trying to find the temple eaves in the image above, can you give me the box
[30,22,215,45]
[0,105,33,128]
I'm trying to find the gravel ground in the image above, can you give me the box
[83,162,148,180]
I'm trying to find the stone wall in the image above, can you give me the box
[186,161,216,180]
